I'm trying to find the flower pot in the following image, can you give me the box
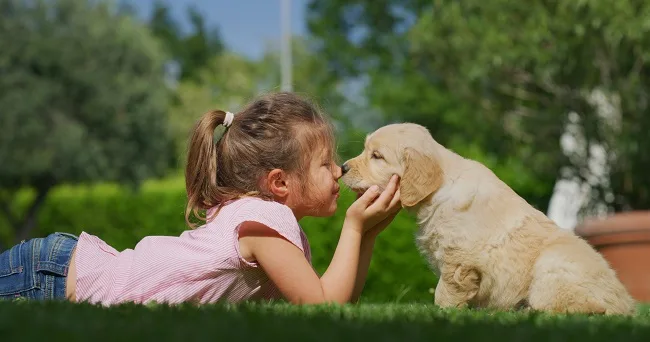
[574,211,650,303]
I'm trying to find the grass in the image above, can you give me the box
[1,301,649,341]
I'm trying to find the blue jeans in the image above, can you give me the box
[0,232,78,301]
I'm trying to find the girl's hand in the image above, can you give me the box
[366,207,400,238]
[345,175,401,234]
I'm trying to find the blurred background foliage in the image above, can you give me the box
[2,0,649,302]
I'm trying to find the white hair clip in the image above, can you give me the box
[223,111,235,128]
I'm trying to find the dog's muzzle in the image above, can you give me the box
[341,163,350,175]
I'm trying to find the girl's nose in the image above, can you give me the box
[334,164,343,179]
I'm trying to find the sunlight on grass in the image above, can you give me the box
[1,301,649,341]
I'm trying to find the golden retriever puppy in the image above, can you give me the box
[341,123,636,315]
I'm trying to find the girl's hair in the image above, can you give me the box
[184,92,336,227]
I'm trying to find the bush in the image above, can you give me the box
[0,176,437,303]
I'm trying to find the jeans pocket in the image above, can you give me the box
[0,241,37,297]
[35,261,68,277]
[35,232,77,277]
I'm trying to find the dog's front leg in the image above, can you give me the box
[434,264,481,308]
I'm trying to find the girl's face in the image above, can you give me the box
[288,145,342,219]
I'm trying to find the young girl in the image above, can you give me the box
[0,92,401,305]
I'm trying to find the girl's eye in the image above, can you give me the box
[371,151,383,159]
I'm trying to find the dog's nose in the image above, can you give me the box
[341,163,350,175]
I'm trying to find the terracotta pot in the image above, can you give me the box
[574,211,650,303]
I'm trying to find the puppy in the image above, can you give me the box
[341,123,636,315]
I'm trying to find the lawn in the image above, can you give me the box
[1,301,649,341]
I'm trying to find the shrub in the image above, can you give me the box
[0,176,437,303]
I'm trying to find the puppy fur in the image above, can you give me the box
[341,123,636,315]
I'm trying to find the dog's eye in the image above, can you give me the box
[371,151,383,160]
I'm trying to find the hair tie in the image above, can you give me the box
[223,111,235,128]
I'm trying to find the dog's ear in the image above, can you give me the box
[400,147,443,207]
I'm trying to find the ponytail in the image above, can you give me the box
[185,110,227,228]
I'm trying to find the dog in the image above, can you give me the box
[341,123,636,315]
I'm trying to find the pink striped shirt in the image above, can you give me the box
[74,197,311,306]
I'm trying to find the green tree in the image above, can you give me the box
[307,0,555,210]
[0,0,175,248]
[408,0,650,214]
[148,0,224,82]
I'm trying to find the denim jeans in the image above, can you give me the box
[0,232,78,301]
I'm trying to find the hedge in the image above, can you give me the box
[0,176,437,303]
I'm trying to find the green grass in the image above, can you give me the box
[1,301,649,341]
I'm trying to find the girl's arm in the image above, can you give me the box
[241,218,363,304]
[240,177,400,305]
[351,206,400,302]
[350,233,377,303]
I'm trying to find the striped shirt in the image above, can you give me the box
[74,197,311,306]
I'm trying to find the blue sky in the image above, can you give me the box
[129,0,308,59]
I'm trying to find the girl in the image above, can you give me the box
[0,92,401,305]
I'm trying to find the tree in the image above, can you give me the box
[306,0,430,78]
[148,0,224,82]
[407,0,650,214]
[306,0,555,210]
[0,0,175,248]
